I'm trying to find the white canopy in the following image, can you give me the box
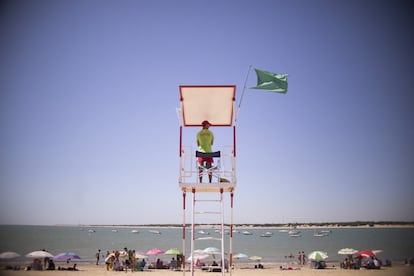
[179,85,236,127]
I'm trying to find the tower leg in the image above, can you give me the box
[182,192,186,275]
[230,192,234,275]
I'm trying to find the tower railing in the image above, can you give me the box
[179,145,236,193]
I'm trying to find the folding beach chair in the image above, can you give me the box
[196,151,221,183]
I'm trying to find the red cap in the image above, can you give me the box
[201,120,211,126]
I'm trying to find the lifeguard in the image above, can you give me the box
[196,120,214,183]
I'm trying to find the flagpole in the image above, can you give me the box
[235,65,252,123]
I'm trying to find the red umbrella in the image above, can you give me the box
[356,250,375,258]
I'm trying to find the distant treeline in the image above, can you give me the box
[235,221,414,227]
[93,221,414,228]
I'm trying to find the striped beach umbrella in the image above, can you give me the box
[53,252,81,261]
[356,250,375,258]
[308,251,328,261]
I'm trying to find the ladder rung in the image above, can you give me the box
[196,237,221,241]
[195,199,221,202]
[195,211,221,214]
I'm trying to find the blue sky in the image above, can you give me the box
[1,0,413,225]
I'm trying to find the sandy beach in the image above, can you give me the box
[1,262,413,276]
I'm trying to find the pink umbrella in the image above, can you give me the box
[146,248,165,255]
[146,248,165,265]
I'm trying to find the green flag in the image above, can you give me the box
[250,68,288,93]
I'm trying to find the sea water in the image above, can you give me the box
[0,225,413,264]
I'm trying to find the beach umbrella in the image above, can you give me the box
[187,253,209,262]
[248,255,262,261]
[232,253,248,259]
[53,252,81,261]
[104,251,128,262]
[104,254,115,263]
[146,248,165,255]
[356,250,375,258]
[0,251,20,259]
[338,248,358,255]
[26,251,54,258]
[308,251,328,261]
[203,247,222,259]
[187,249,210,262]
[118,250,128,258]
[134,252,148,259]
[165,248,182,255]
[187,255,209,262]
[203,247,221,254]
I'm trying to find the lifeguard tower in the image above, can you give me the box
[177,85,237,275]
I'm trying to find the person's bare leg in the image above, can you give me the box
[199,161,204,183]
[206,162,212,183]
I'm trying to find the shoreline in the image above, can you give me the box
[52,224,414,229]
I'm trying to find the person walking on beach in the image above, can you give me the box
[301,251,306,265]
[96,249,101,265]
[197,120,214,183]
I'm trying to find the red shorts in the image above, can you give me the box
[198,157,213,163]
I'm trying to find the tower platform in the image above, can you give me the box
[179,183,236,193]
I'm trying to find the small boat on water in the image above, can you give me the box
[88,229,96,233]
[289,233,301,238]
[288,230,300,235]
[112,229,118,233]
[260,232,273,237]
[198,230,209,235]
[313,230,329,237]
[242,231,253,235]
[131,229,139,234]
[148,230,161,234]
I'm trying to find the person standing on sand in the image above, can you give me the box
[96,249,101,265]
